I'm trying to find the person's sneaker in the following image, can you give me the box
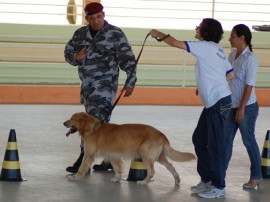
[198,186,226,198]
[191,181,211,193]
[93,161,113,171]
[66,166,79,174]
[66,151,84,174]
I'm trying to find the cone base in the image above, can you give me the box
[0,169,27,182]
[0,178,27,182]
[126,169,147,181]
[262,166,270,179]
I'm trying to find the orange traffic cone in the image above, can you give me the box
[125,158,147,181]
[261,129,270,179]
[0,129,26,181]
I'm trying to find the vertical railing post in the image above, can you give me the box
[212,0,215,18]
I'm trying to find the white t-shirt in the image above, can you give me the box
[228,47,258,108]
[185,40,232,108]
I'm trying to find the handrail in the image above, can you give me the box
[0,40,270,88]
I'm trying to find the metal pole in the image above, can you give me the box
[212,0,215,18]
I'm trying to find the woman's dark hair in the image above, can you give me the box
[200,18,224,43]
[233,24,253,52]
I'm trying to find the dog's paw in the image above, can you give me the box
[67,174,82,181]
[111,177,121,183]
[67,175,76,181]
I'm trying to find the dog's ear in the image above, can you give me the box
[79,113,100,134]
[77,112,87,129]
[80,112,87,119]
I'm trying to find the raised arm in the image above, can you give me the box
[149,29,187,50]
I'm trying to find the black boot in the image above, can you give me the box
[93,161,113,171]
[66,151,84,174]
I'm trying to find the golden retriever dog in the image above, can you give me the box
[63,112,196,185]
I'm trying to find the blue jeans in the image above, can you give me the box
[192,95,231,189]
[225,102,262,180]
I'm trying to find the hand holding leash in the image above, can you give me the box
[149,29,170,42]
[122,87,134,97]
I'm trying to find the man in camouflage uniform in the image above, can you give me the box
[64,2,137,173]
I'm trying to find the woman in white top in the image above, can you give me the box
[226,24,262,188]
[149,18,234,199]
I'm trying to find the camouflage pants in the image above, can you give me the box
[80,78,117,123]
[84,99,112,123]
[79,77,118,149]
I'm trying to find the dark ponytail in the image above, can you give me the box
[233,24,253,52]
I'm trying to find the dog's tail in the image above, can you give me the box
[164,143,196,162]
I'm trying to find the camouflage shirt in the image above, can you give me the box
[64,21,137,121]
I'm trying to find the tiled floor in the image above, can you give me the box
[0,105,269,202]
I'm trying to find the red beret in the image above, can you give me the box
[84,2,103,16]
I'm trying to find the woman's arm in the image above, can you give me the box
[149,29,187,50]
[226,71,235,81]
[235,85,253,123]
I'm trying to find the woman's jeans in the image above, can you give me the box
[225,102,262,180]
[192,95,231,189]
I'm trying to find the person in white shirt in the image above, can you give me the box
[226,24,262,188]
[149,18,234,199]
